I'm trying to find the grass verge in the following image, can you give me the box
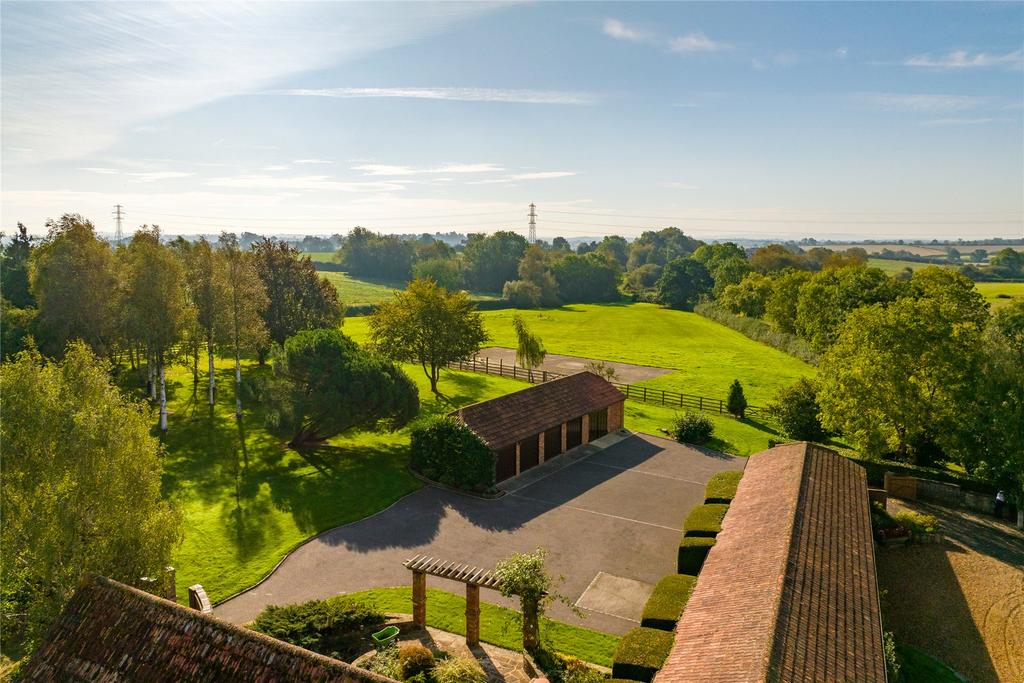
[343,586,619,667]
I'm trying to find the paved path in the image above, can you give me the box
[473,347,674,384]
[216,433,743,635]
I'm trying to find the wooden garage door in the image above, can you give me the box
[566,416,583,450]
[519,435,540,472]
[544,425,562,458]
[588,408,608,441]
[495,445,517,482]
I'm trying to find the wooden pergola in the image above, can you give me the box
[403,554,503,646]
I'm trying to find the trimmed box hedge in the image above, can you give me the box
[410,416,495,490]
[682,503,729,538]
[611,627,674,682]
[704,471,743,504]
[640,574,697,631]
[678,536,715,574]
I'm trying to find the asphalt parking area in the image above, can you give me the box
[215,433,744,635]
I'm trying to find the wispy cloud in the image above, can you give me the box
[602,18,650,43]
[854,92,988,112]
[669,32,728,53]
[921,117,998,126]
[752,51,799,70]
[127,171,193,183]
[277,87,599,105]
[80,167,118,175]
[293,159,333,165]
[508,171,576,180]
[835,47,849,60]
[206,174,405,193]
[1,3,493,161]
[905,49,1023,70]
[353,162,504,176]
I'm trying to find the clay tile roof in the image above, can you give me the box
[656,443,886,683]
[452,371,625,450]
[20,574,397,683]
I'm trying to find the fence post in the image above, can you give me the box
[485,357,489,373]
[500,358,503,376]
[643,387,647,402]
[661,390,666,405]
[699,396,703,411]
[543,370,547,382]
[719,399,723,413]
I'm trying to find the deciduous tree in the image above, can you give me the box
[463,231,529,293]
[513,315,546,381]
[656,258,712,310]
[369,278,488,393]
[174,237,228,404]
[0,343,181,648]
[218,233,269,417]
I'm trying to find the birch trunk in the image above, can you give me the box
[149,358,158,400]
[159,362,168,432]
[208,339,216,405]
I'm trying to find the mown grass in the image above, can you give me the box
[345,303,814,405]
[975,281,1024,310]
[867,258,954,275]
[151,359,527,603]
[321,271,404,305]
[343,587,619,667]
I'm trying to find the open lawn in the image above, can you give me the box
[975,281,1024,310]
[303,251,337,262]
[344,587,619,666]
[321,271,403,305]
[867,258,954,275]
[346,303,814,405]
[152,359,527,604]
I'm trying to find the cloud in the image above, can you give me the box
[905,49,1023,70]
[127,171,193,183]
[277,87,599,105]
[205,174,405,193]
[1,3,494,161]
[752,51,799,70]
[854,93,988,112]
[293,159,333,164]
[602,18,649,43]
[659,181,699,190]
[669,32,727,53]
[921,117,997,126]
[508,171,576,180]
[80,167,118,175]
[353,162,504,176]
[835,47,849,60]
[260,165,290,172]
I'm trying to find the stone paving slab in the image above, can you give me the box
[575,572,654,623]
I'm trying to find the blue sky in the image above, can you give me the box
[2,1,1022,241]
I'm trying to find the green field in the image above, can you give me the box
[867,258,954,275]
[345,587,619,666]
[321,271,404,305]
[975,281,1024,310]
[155,359,528,603]
[347,303,814,405]
[303,251,338,263]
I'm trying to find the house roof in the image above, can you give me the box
[452,371,625,450]
[20,574,396,683]
[656,443,886,683]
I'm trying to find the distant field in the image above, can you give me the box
[976,281,1024,310]
[832,243,1022,257]
[320,271,402,305]
[867,258,954,275]
[303,251,337,263]
[346,302,814,405]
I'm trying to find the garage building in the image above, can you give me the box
[451,371,626,482]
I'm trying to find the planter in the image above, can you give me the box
[880,535,910,547]
[372,625,400,647]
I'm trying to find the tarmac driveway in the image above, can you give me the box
[215,433,744,635]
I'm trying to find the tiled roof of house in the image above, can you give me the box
[20,574,397,683]
[656,442,886,683]
[452,371,625,450]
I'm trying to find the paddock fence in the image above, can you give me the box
[446,356,771,420]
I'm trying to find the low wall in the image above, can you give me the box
[884,472,998,516]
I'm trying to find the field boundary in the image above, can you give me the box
[447,357,771,420]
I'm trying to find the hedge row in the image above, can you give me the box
[611,627,675,682]
[677,536,715,575]
[410,416,495,491]
[640,574,696,631]
[704,471,743,504]
[682,503,729,538]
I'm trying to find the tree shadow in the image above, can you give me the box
[738,415,780,437]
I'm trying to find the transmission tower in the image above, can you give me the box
[528,202,537,243]
[112,204,125,245]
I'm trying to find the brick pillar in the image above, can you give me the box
[561,422,567,453]
[515,442,522,476]
[412,571,427,627]
[163,566,177,602]
[465,584,481,646]
[581,414,590,445]
[538,432,546,464]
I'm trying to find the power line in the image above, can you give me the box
[528,202,537,243]
[112,204,125,244]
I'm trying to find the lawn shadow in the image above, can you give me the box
[738,415,780,437]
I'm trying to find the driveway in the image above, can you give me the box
[215,433,744,635]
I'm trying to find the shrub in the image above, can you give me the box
[726,379,747,418]
[399,643,435,678]
[366,645,402,679]
[766,378,827,442]
[672,412,714,445]
[694,302,819,365]
[704,471,743,504]
[683,503,729,538]
[250,597,384,658]
[432,655,487,683]
[611,627,674,682]
[640,574,696,631]
[893,510,939,534]
[503,279,543,308]
[410,416,496,490]
[678,536,715,574]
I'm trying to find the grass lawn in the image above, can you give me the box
[304,251,337,263]
[897,644,964,683]
[344,587,619,667]
[153,359,528,604]
[975,281,1024,310]
[867,258,954,275]
[322,271,404,305]
[345,303,813,405]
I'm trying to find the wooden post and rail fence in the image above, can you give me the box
[445,356,771,421]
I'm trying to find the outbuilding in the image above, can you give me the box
[451,371,626,482]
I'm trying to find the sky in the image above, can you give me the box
[2,1,1023,241]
